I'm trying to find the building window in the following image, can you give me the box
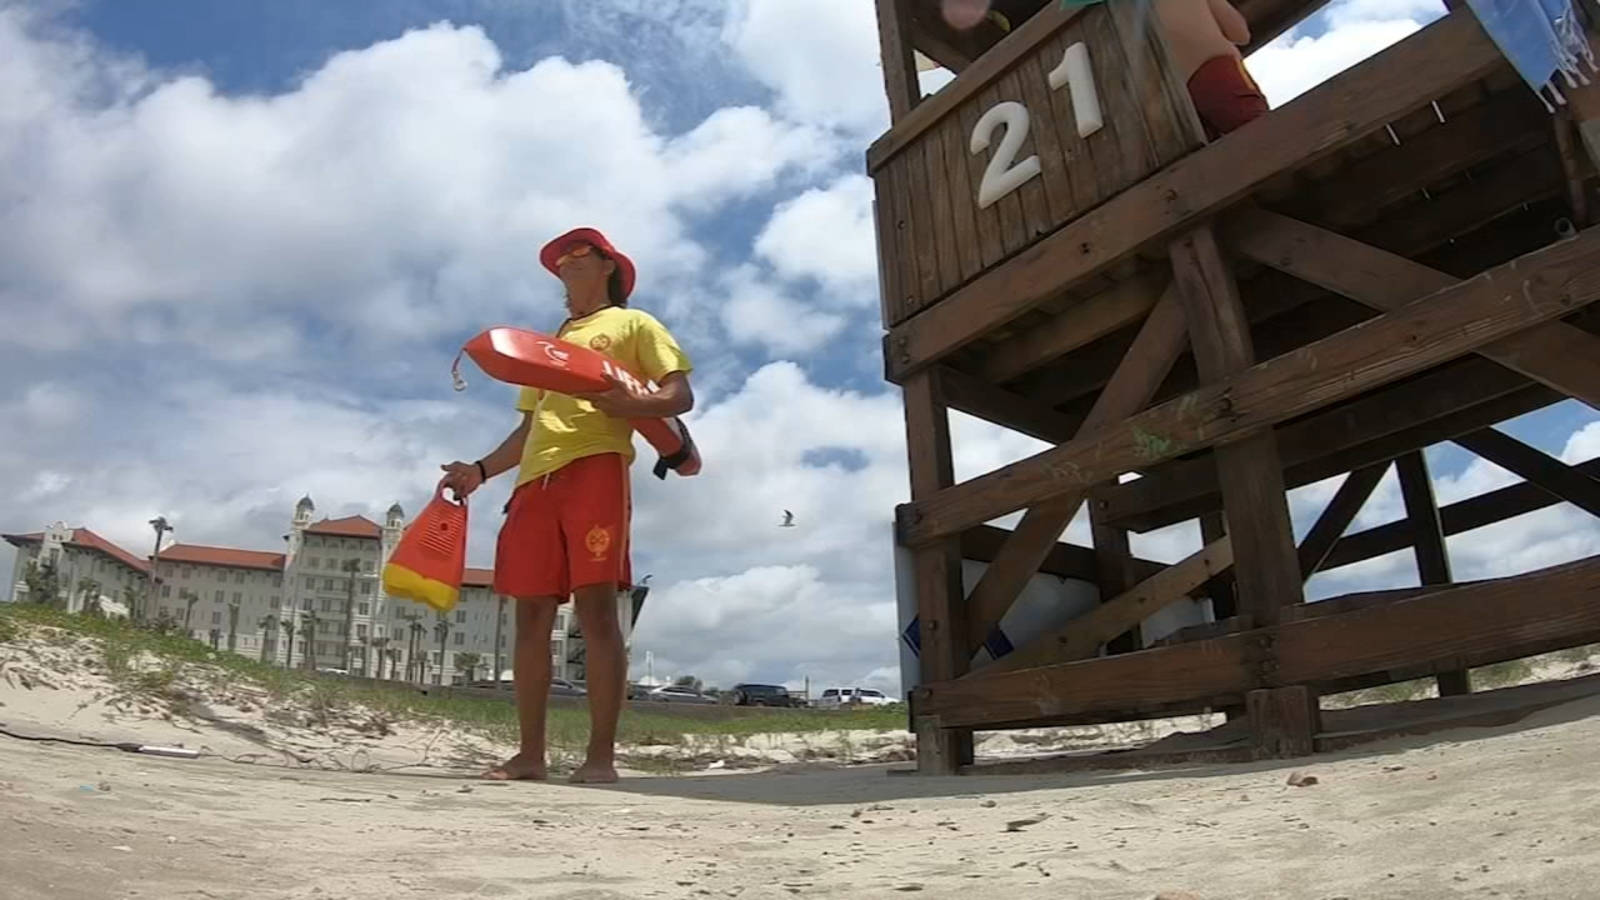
[161,585,172,598]
[305,576,315,590]
[324,578,335,591]
[362,581,373,596]
[357,624,368,639]
[214,590,224,603]
[181,567,192,579]
[308,557,320,569]
[455,609,466,624]
[301,598,312,611]
[234,571,245,584]
[358,602,369,616]
[454,632,465,646]
[211,610,222,625]
[232,592,242,604]
[270,596,281,609]
[272,575,282,587]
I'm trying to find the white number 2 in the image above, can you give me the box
[970,101,1041,210]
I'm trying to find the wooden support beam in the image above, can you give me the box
[1198,511,1238,620]
[959,525,1099,582]
[1452,428,1600,518]
[898,216,1600,548]
[977,272,1169,385]
[975,536,1234,676]
[1298,463,1391,580]
[1170,224,1303,626]
[882,9,1505,380]
[1395,449,1469,696]
[1320,456,1600,570]
[901,372,970,772]
[959,287,1190,654]
[1227,208,1600,411]
[935,366,1081,444]
[1247,686,1321,759]
[915,555,1600,729]
[875,0,922,122]
[1090,500,1143,653]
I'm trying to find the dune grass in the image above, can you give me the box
[0,603,904,749]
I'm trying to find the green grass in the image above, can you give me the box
[0,604,906,750]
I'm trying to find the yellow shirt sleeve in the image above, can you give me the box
[630,311,693,384]
[515,386,543,413]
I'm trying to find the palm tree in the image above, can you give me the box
[181,590,200,631]
[492,594,507,690]
[433,617,452,686]
[257,616,275,663]
[340,558,362,672]
[386,646,401,680]
[369,636,389,678]
[455,652,483,684]
[75,577,101,615]
[226,599,241,652]
[406,616,426,682]
[279,618,297,668]
[208,628,221,650]
[300,613,318,671]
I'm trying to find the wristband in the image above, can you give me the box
[474,460,488,482]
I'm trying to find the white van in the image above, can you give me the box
[816,687,895,709]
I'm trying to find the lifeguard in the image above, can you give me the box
[440,227,694,784]
[1154,0,1268,139]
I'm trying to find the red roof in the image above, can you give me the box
[306,515,382,538]
[2,528,150,574]
[464,567,493,588]
[157,544,285,572]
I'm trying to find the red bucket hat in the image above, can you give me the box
[540,227,636,302]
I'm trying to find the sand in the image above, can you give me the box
[4,627,1600,898]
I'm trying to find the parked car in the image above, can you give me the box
[816,687,896,709]
[730,683,802,707]
[644,684,718,704]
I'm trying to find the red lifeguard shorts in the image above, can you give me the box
[493,452,632,599]
[1188,54,1269,140]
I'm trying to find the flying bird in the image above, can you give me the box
[780,510,796,528]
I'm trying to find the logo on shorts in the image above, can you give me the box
[585,525,612,561]
[588,333,612,352]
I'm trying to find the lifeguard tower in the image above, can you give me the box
[876,0,1600,774]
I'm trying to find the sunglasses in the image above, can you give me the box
[555,243,604,268]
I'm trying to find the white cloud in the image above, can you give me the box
[721,0,888,136]
[1247,1,1443,107]
[715,265,848,355]
[754,174,879,304]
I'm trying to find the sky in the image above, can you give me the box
[2,0,1596,695]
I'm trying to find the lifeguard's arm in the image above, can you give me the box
[578,371,693,419]
[1208,0,1251,45]
[440,412,532,496]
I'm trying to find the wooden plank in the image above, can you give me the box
[1298,463,1391,579]
[1015,51,1075,224]
[955,93,1008,270]
[1359,143,1565,255]
[897,227,1600,546]
[901,370,971,773]
[903,136,944,309]
[1199,510,1237,620]
[960,525,1099,583]
[999,66,1054,245]
[882,157,922,326]
[1227,208,1600,410]
[872,171,904,328]
[874,0,921,123]
[1321,456,1600,571]
[882,9,1505,381]
[1452,428,1600,517]
[1090,500,1142,653]
[1247,686,1321,759]
[921,119,964,294]
[1169,224,1303,626]
[867,2,1091,172]
[977,270,1167,384]
[980,78,1032,258]
[1397,451,1453,585]
[977,536,1235,675]
[1102,0,1206,165]
[935,365,1081,444]
[1079,7,1141,198]
[959,286,1190,653]
[1039,23,1102,215]
[917,555,1600,730]
[938,110,985,283]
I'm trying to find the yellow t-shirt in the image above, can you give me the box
[515,307,693,485]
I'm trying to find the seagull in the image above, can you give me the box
[780,510,796,528]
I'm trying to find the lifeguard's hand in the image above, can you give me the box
[440,461,485,497]
[575,374,646,418]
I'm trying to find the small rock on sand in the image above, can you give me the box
[1286,772,1319,787]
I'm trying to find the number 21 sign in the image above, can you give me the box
[970,42,1102,210]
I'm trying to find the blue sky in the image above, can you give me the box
[2,0,1596,692]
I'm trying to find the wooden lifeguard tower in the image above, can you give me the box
[875,0,1600,774]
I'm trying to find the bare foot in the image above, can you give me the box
[568,759,618,784]
[482,752,547,781]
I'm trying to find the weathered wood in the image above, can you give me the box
[921,117,964,294]
[1091,499,1144,653]
[1322,456,1600,572]
[935,366,1080,444]
[1298,463,1391,579]
[901,371,971,772]
[960,525,1100,582]
[1228,208,1600,410]
[1199,510,1237,620]
[978,271,1168,384]
[883,9,1505,381]
[1453,428,1600,518]
[916,555,1600,729]
[1247,686,1321,759]
[1395,449,1468,695]
[976,536,1234,676]
[898,228,1600,546]
[1103,0,1208,164]
[959,286,1189,654]
[1170,224,1303,626]
[1359,143,1565,256]
[905,0,1008,75]
[1097,363,1558,534]
[938,112,985,285]
[867,2,1091,172]
[874,0,921,123]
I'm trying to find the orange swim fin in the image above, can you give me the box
[381,483,468,613]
